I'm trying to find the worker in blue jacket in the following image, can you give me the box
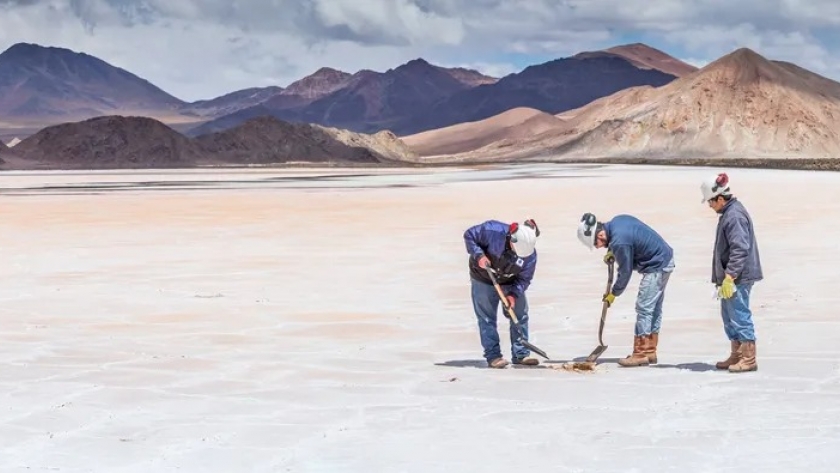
[577,212,675,367]
[463,219,540,368]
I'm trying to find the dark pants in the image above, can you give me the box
[470,278,531,362]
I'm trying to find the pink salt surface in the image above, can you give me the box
[0,164,839,472]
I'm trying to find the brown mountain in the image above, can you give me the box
[0,43,186,124]
[575,43,698,77]
[431,47,840,161]
[193,115,414,164]
[187,59,498,136]
[3,114,416,169]
[10,116,203,168]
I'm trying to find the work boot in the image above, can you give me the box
[513,357,540,366]
[715,340,741,370]
[618,335,650,367]
[728,341,757,373]
[488,358,509,369]
[645,333,659,364]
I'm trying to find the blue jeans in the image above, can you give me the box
[634,258,675,336]
[470,278,531,362]
[720,282,756,341]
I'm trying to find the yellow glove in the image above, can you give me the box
[603,250,615,264]
[602,292,616,307]
[718,274,736,299]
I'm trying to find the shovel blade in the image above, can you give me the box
[519,338,550,360]
[585,344,608,363]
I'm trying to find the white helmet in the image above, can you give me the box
[700,173,731,203]
[510,219,540,257]
[577,212,599,250]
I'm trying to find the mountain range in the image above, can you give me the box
[1,40,839,169]
[0,42,692,140]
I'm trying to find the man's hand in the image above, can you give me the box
[718,274,736,299]
[505,295,516,308]
[602,292,616,307]
[603,250,615,265]
[477,255,490,269]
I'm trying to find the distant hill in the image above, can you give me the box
[425,47,840,162]
[0,43,186,124]
[402,107,564,156]
[3,115,416,169]
[576,43,699,77]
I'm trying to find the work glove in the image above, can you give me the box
[603,250,615,265]
[718,274,736,299]
[602,292,616,307]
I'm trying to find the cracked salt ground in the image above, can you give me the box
[1,164,840,472]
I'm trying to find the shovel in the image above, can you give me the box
[483,266,549,360]
[585,256,615,363]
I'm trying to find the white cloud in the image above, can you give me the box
[1,0,839,101]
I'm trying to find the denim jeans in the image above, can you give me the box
[470,278,531,362]
[720,282,756,341]
[634,257,675,336]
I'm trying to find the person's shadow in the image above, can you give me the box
[566,356,717,372]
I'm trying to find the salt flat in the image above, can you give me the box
[1,163,839,472]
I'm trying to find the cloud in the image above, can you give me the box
[1,0,839,101]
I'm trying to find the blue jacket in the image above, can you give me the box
[604,215,674,297]
[464,220,537,299]
[712,198,763,285]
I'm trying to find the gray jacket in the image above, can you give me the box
[712,198,763,285]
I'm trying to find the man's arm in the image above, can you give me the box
[509,253,537,299]
[463,221,491,260]
[723,213,751,279]
[609,244,634,297]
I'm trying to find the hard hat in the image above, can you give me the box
[700,173,731,203]
[509,219,539,257]
[577,212,598,250]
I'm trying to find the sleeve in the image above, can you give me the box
[723,213,751,279]
[463,221,490,260]
[609,244,634,297]
[508,253,537,299]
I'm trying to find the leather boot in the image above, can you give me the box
[488,358,509,369]
[645,333,659,364]
[715,340,741,370]
[728,341,757,372]
[618,335,650,367]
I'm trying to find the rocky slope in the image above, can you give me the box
[434,47,840,162]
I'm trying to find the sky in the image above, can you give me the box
[2,0,840,102]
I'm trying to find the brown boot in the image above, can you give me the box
[618,335,650,367]
[645,333,659,364]
[715,340,741,370]
[488,358,509,369]
[513,357,540,366]
[728,341,757,373]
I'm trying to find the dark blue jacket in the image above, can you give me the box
[712,198,763,285]
[604,215,674,297]
[464,220,537,299]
